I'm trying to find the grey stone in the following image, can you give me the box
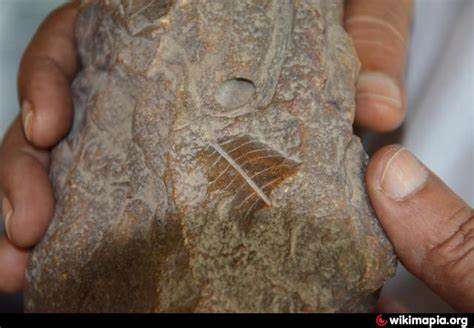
[25,0,396,312]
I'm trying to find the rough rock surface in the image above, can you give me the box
[25,0,396,312]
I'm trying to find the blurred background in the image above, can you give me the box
[0,0,472,313]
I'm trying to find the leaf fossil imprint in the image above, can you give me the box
[201,135,300,221]
[25,0,396,312]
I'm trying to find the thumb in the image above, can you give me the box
[366,145,473,312]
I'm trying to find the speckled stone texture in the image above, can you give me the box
[25,0,396,312]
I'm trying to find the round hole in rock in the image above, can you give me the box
[215,78,256,110]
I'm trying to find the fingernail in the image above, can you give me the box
[22,100,34,142]
[2,197,13,239]
[356,71,402,110]
[380,148,429,201]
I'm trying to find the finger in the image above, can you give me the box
[366,145,474,312]
[18,1,80,148]
[0,237,29,293]
[0,118,53,248]
[344,0,413,132]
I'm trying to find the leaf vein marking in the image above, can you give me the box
[210,142,272,206]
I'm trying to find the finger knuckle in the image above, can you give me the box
[424,207,474,284]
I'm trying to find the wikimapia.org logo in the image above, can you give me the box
[375,314,470,328]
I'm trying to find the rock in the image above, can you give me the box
[25,0,396,312]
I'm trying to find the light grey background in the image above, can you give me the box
[0,0,472,313]
[381,0,473,313]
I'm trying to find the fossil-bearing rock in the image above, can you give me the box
[25,0,396,312]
